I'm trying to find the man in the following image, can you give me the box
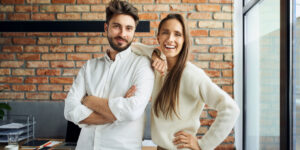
[64,0,154,149]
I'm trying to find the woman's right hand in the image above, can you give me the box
[151,50,167,76]
[124,85,136,98]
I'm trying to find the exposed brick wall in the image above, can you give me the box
[0,0,235,148]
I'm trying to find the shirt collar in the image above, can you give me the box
[104,46,131,62]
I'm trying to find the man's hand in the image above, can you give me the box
[82,95,98,109]
[124,85,136,98]
[173,131,201,150]
[151,49,167,76]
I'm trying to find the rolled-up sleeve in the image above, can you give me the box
[108,58,155,122]
[64,63,93,127]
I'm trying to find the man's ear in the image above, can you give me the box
[104,23,108,32]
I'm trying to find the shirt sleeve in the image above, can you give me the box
[131,42,155,58]
[108,58,155,122]
[64,63,93,127]
[197,71,240,150]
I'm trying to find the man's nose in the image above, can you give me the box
[119,28,127,37]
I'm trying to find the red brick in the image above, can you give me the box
[182,0,206,3]
[38,85,63,91]
[188,21,197,28]
[128,0,152,3]
[1,0,24,4]
[156,0,180,3]
[12,69,35,76]
[141,38,158,45]
[197,127,208,134]
[0,54,14,60]
[57,13,81,20]
[204,70,220,77]
[88,37,108,44]
[210,30,232,37]
[223,5,233,12]
[76,45,100,52]
[77,32,101,37]
[51,32,76,36]
[91,5,106,12]
[42,54,65,60]
[25,77,48,83]
[67,54,91,60]
[198,54,223,61]
[12,85,36,91]
[223,136,235,143]
[77,0,101,4]
[64,85,72,91]
[161,13,186,20]
[0,84,10,91]
[13,38,36,45]
[0,38,12,44]
[143,5,169,11]
[40,5,65,12]
[224,22,232,29]
[24,46,48,53]
[26,92,50,100]
[150,21,160,28]
[210,46,232,53]
[82,13,105,20]
[38,37,61,44]
[51,61,75,68]
[215,144,235,150]
[210,62,233,69]
[0,13,5,20]
[50,45,74,52]
[26,32,50,36]
[190,30,208,36]
[0,69,10,75]
[93,53,105,58]
[62,69,79,76]
[191,46,208,53]
[136,30,156,37]
[223,38,232,45]
[26,61,49,68]
[2,32,25,37]
[76,61,86,68]
[208,110,217,118]
[198,21,223,28]
[15,5,38,12]
[0,77,23,83]
[139,13,159,20]
[52,92,67,100]
[222,70,233,77]
[214,12,232,20]
[0,61,24,68]
[196,4,221,12]
[26,0,50,3]
[17,54,40,60]
[52,0,75,3]
[187,13,211,19]
[224,54,232,61]
[0,5,14,12]
[195,37,221,45]
[0,92,24,99]
[37,69,61,76]
[32,13,55,20]
[209,0,233,3]
[212,78,233,85]
[200,119,214,126]
[62,37,87,44]
[170,5,194,11]
[222,85,233,93]
[50,77,73,84]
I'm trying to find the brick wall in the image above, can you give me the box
[0,0,235,149]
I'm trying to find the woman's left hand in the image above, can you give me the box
[173,131,201,150]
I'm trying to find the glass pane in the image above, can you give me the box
[293,0,300,149]
[244,0,280,149]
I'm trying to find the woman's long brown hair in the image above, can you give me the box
[153,14,190,119]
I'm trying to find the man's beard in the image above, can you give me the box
[107,36,132,52]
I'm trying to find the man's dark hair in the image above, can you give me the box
[106,0,139,25]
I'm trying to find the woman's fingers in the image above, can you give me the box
[152,58,167,75]
[124,85,136,98]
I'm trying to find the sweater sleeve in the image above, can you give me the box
[197,71,240,150]
[131,42,155,58]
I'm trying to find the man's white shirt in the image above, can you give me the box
[64,46,154,150]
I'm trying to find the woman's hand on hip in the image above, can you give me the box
[173,131,201,150]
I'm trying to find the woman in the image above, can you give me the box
[130,14,240,150]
